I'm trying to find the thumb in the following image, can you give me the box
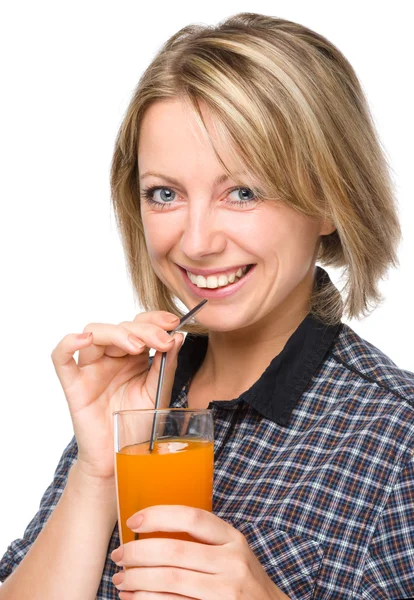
[145,333,185,408]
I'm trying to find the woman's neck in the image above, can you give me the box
[191,297,310,401]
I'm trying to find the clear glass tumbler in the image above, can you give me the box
[114,408,214,544]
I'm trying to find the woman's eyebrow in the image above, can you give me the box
[139,171,243,187]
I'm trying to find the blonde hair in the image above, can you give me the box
[110,12,401,334]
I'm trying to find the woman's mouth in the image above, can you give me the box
[178,264,256,299]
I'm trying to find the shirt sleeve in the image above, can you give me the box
[0,436,78,582]
[360,454,414,599]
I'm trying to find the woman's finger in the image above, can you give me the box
[76,323,147,365]
[131,311,180,328]
[128,506,237,546]
[77,322,176,366]
[114,537,219,573]
[50,332,95,391]
[114,565,210,599]
[119,591,197,599]
[118,591,197,599]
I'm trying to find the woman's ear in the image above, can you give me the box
[319,218,336,236]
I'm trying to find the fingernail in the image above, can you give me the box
[172,334,184,351]
[157,331,174,344]
[77,332,92,340]
[126,513,144,529]
[112,571,125,586]
[165,314,179,323]
[111,546,124,563]
[128,334,145,349]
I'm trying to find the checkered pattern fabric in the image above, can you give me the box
[1,290,413,598]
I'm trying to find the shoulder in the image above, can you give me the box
[305,323,414,480]
[329,322,414,411]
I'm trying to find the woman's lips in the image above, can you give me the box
[176,263,250,277]
[178,264,256,299]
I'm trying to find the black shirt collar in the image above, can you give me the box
[172,267,342,427]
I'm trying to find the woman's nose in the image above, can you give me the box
[180,204,227,260]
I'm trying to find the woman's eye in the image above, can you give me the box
[140,185,260,210]
[225,187,257,206]
[141,187,176,207]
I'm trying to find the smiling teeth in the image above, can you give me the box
[187,266,249,288]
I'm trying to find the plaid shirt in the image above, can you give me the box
[1,268,414,599]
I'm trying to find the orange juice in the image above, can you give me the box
[116,437,214,544]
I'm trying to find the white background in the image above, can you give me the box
[0,1,413,562]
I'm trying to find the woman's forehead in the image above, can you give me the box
[138,101,257,187]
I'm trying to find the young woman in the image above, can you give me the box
[1,12,413,600]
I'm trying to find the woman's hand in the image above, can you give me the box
[51,311,184,481]
[110,505,290,600]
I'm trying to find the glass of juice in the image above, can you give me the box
[113,408,214,545]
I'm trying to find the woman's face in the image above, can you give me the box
[138,98,335,332]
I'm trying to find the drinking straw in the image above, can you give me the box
[149,299,208,452]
